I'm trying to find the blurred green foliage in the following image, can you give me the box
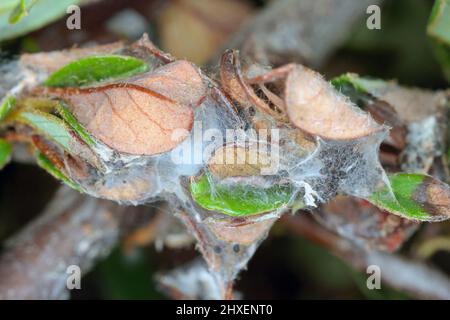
[76,248,164,300]
[0,139,12,170]
[0,0,81,42]
[339,0,445,88]
[427,0,450,82]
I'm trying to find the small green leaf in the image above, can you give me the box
[332,73,387,95]
[331,74,388,108]
[44,55,149,87]
[9,0,33,24]
[190,175,293,216]
[55,101,96,147]
[26,97,97,148]
[36,151,83,192]
[368,173,450,221]
[331,74,373,108]
[16,109,75,151]
[0,95,16,122]
[0,139,13,170]
[428,0,450,82]
[15,104,104,170]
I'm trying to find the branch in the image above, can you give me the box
[0,187,153,299]
[281,214,450,300]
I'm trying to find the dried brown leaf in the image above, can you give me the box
[43,61,206,155]
[205,216,276,246]
[285,66,383,140]
[220,50,281,118]
[208,144,270,178]
[366,100,407,150]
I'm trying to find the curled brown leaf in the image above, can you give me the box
[220,49,282,119]
[285,66,383,140]
[366,100,407,151]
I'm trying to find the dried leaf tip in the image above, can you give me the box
[369,173,450,222]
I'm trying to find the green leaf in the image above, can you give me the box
[331,73,391,109]
[0,95,16,122]
[12,98,95,147]
[9,0,35,24]
[332,73,388,96]
[16,109,75,151]
[14,102,104,170]
[44,55,149,87]
[0,139,13,170]
[368,173,450,221]
[190,175,293,217]
[344,0,441,87]
[0,0,81,42]
[331,74,375,108]
[428,0,450,82]
[36,151,82,192]
[55,101,96,147]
